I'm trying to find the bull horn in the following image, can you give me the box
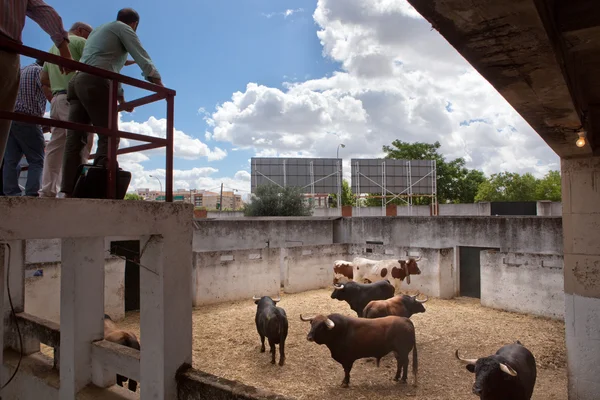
[300,314,315,322]
[252,296,261,301]
[272,296,281,302]
[415,294,428,303]
[499,363,518,377]
[410,292,420,299]
[333,284,344,290]
[455,350,477,365]
[413,255,422,262]
[325,318,335,329]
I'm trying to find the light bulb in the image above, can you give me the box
[576,136,586,147]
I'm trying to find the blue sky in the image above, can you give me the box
[21,0,337,183]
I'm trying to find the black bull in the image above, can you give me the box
[253,296,289,366]
[456,341,537,400]
[300,313,418,388]
[330,280,395,317]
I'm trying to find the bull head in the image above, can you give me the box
[300,314,335,329]
[252,295,281,303]
[411,292,428,303]
[455,350,518,377]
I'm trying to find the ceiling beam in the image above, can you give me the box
[557,0,600,34]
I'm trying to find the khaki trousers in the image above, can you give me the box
[0,50,20,167]
[38,94,94,197]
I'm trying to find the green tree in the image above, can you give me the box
[124,193,143,200]
[380,140,483,204]
[535,170,561,201]
[475,172,539,202]
[243,185,313,216]
[329,179,356,207]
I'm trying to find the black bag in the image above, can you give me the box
[71,164,131,199]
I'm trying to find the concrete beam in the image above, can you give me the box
[557,0,600,34]
[406,0,586,158]
[0,197,192,240]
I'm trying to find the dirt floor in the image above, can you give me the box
[114,289,567,400]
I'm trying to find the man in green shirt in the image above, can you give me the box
[60,8,163,197]
[38,22,93,198]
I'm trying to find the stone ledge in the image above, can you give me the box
[176,364,294,400]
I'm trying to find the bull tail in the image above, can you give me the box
[412,341,418,386]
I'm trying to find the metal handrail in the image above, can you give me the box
[0,36,175,201]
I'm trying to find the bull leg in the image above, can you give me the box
[268,338,276,364]
[341,363,353,388]
[260,334,266,352]
[278,341,286,366]
[376,358,381,367]
[128,379,138,392]
[116,374,126,387]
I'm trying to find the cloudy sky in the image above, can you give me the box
[23,0,560,198]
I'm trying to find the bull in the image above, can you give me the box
[330,280,395,317]
[104,314,140,392]
[363,293,429,319]
[333,256,422,293]
[253,296,288,366]
[455,340,537,399]
[300,313,418,388]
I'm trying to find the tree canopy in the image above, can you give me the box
[124,193,143,200]
[475,170,561,202]
[243,185,313,216]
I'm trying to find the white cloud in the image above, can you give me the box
[262,8,305,19]
[205,0,559,179]
[117,114,227,162]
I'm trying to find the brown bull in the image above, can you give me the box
[104,314,140,392]
[300,313,418,388]
[363,293,429,320]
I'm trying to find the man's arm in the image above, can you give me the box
[26,0,73,73]
[40,69,53,102]
[117,25,163,86]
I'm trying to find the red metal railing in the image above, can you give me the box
[0,37,175,201]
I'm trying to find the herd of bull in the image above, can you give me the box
[253,256,539,399]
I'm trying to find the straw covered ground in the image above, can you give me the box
[115,288,567,399]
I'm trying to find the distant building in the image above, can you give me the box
[133,188,244,210]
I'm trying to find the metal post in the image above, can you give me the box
[355,161,360,216]
[336,160,341,209]
[166,95,174,202]
[381,161,386,213]
[219,182,223,212]
[282,159,287,188]
[107,81,119,199]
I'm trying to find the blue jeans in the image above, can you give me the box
[2,121,45,196]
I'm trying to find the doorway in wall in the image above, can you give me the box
[110,240,140,312]
[459,246,498,298]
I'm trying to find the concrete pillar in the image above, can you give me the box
[477,202,491,216]
[59,237,105,399]
[561,157,600,400]
[386,204,397,217]
[537,200,552,216]
[140,234,192,399]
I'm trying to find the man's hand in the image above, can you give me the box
[57,41,74,74]
[124,59,136,66]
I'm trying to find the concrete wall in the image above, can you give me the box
[481,250,564,319]
[24,258,126,324]
[282,244,348,294]
[206,211,244,218]
[192,248,281,306]
[335,216,563,255]
[192,218,336,252]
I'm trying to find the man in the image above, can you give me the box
[60,8,163,197]
[2,60,47,196]
[38,22,94,198]
[0,0,73,168]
